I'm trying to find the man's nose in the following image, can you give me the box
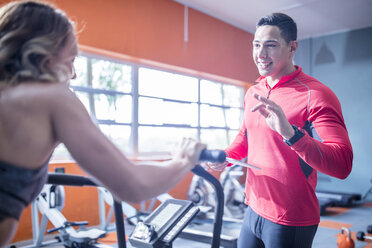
[257,46,267,58]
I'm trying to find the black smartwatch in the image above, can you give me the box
[283,125,305,146]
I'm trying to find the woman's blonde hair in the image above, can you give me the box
[0,0,75,85]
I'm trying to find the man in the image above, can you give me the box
[209,13,353,248]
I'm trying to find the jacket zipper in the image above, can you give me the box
[266,87,272,99]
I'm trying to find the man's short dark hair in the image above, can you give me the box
[256,13,297,43]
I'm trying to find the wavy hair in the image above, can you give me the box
[0,0,75,85]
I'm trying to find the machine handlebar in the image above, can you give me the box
[198,149,226,163]
[192,149,226,248]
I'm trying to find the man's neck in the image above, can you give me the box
[266,65,296,88]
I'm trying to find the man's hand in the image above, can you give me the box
[251,93,295,140]
[206,161,229,171]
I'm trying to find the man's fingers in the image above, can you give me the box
[206,161,228,171]
[251,103,270,118]
[251,103,265,112]
[258,108,270,118]
[252,93,282,117]
[253,93,269,103]
[253,93,275,106]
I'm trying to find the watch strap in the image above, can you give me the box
[284,125,305,146]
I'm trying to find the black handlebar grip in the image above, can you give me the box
[198,149,226,163]
[47,173,97,187]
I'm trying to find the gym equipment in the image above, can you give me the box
[44,173,127,248]
[128,199,200,248]
[356,225,372,242]
[22,149,227,248]
[317,179,372,215]
[175,155,240,248]
[98,187,142,230]
[98,186,173,229]
[24,183,109,248]
[220,164,246,219]
[183,157,263,247]
[356,231,372,242]
[37,185,107,247]
[337,227,355,248]
[187,165,216,210]
[317,178,372,215]
[128,150,227,248]
[316,190,362,215]
[363,179,372,200]
[14,167,108,248]
[188,162,247,220]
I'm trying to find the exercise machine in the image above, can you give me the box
[98,186,140,230]
[317,178,372,215]
[187,165,216,210]
[21,150,226,248]
[128,199,200,248]
[188,163,246,220]
[220,164,246,219]
[183,158,260,247]
[98,186,173,230]
[114,149,228,248]
[184,167,242,247]
[129,149,227,248]
[12,168,108,248]
[34,185,108,248]
[316,190,362,215]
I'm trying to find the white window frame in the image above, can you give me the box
[64,51,245,158]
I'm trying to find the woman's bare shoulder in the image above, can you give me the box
[37,83,88,119]
[1,83,69,110]
[3,82,72,100]
[20,83,79,107]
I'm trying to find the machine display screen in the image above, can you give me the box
[149,203,182,232]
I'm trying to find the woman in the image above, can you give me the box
[0,1,205,246]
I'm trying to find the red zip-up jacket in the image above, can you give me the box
[225,66,353,226]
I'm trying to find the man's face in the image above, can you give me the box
[253,25,295,81]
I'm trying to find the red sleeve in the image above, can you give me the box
[291,89,353,179]
[224,118,248,161]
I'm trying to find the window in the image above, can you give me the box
[199,80,244,148]
[53,54,245,159]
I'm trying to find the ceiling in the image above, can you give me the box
[174,0,372,40]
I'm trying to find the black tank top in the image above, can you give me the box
[0,159,49,220]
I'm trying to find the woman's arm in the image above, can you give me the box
[50,85,205,202]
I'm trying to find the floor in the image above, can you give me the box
[8,202,372,248]
[313,203,372,248]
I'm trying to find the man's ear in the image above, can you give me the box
[289,40,298,53]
